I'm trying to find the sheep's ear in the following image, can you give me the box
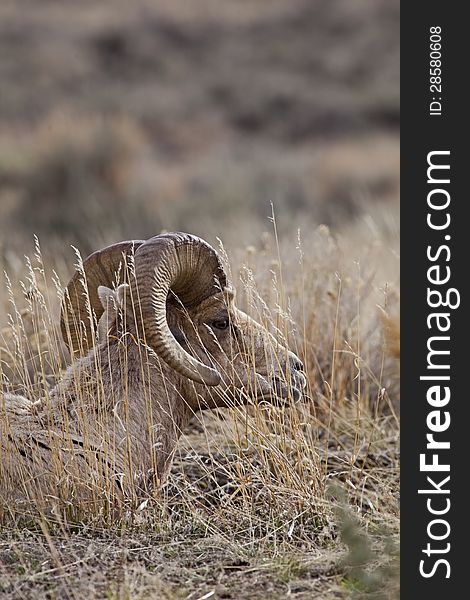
[96,286,118,343]
[97,285,117,311]
[115,283,130,308]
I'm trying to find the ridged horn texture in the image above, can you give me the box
[61,233,228,386]
[61,240,145,357]
[131,232,227,386]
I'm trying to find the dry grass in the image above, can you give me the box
[0,218,399,599]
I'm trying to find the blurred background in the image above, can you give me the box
[0,0,399,262]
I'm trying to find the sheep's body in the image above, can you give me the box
[1,393,41,416]
[1,233,306,510]
[2,318,190,504]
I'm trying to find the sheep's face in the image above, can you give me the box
[168,289,307,409]
[96,284,306,409]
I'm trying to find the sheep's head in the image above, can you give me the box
[61,233,306,409]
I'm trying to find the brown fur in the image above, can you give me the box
[1,284,305,507]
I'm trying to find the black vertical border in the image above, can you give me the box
[401,4,467,596]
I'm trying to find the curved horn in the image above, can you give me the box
[132,232,228,386]
[61,240,144,357]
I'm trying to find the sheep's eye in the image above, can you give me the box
[212,319,229,330]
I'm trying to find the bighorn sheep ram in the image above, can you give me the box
[0,232,306,507]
